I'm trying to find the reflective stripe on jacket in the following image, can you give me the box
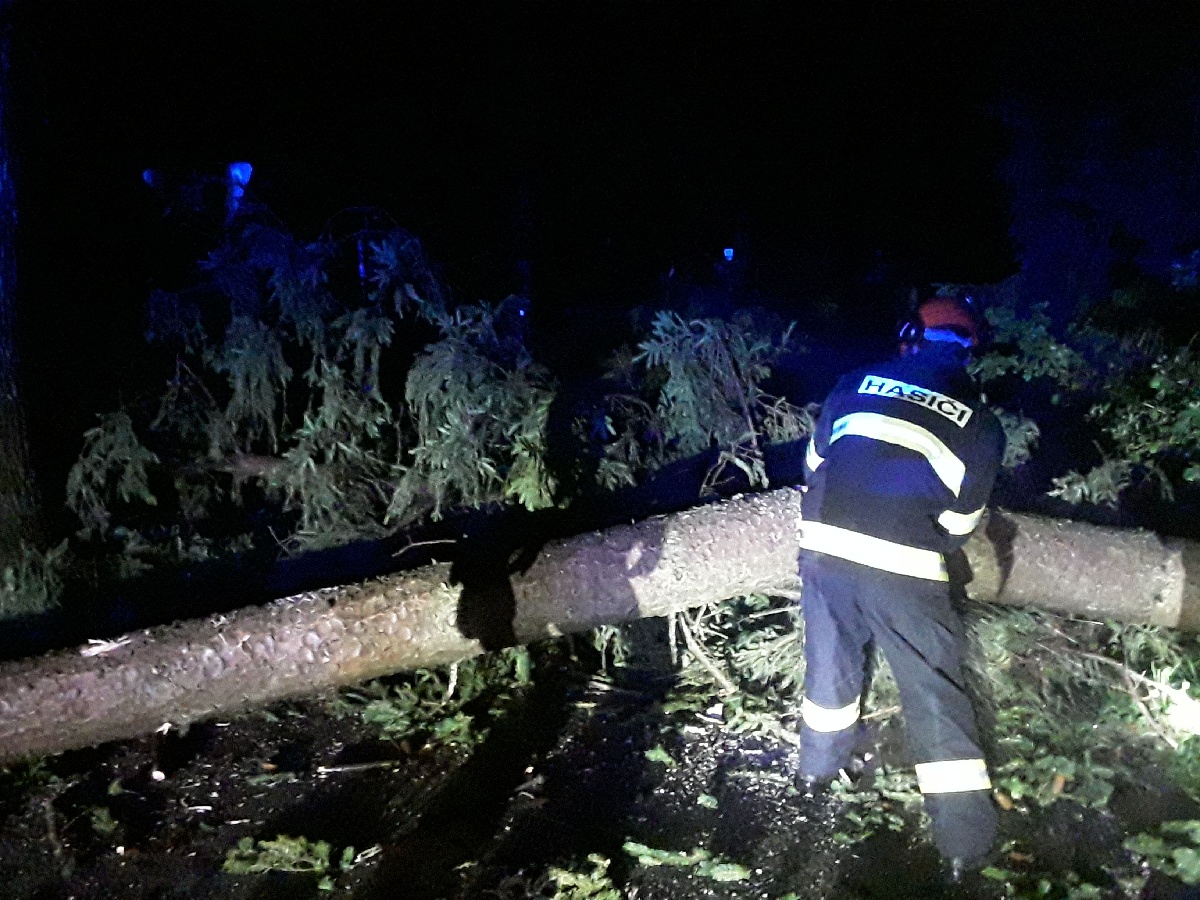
[800,346,1005,579]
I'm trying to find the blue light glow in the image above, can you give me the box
[228,162,253,186]
[225,162,254,222]
[724,248,735,261]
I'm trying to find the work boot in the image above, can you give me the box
[947,854,988,887]
[796,763,864,801]
[797,749,877,795]
[795,771,832,798]
[950,857,968,884]
[848,748,879,780]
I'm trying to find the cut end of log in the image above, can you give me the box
[1170,538,1200,633]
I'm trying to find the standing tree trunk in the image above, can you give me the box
[0,0,41,572]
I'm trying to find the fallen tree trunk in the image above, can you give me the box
[1,488,1198,763]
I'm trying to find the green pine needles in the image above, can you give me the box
[66,411,159,539]
[61,209,811,574]
[967,277,1200,506]
[597,311,811,492]
[389,300,556,522]
[64,215,566,563]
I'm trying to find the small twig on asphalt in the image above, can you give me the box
[317,761,402,775]
[43,798,65,860]
[392,538,457,559]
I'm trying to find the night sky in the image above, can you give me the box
[8,3,1200,504]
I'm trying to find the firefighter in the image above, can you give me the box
[797,294,1005,878]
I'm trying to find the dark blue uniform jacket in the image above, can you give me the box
[801,345,1006,580]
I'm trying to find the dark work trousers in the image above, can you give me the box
[798,553,997,863]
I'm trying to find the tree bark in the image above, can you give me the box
[0,488,1198,764]
[0,1,42,571]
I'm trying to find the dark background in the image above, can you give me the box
[8,3,1200,513]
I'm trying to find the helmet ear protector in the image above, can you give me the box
[897,316,925,344]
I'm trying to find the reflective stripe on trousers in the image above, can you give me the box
[798,553,996,862]
[915,758,992,794]
[801,696,860,733]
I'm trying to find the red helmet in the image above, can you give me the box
[899,295,982,347]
